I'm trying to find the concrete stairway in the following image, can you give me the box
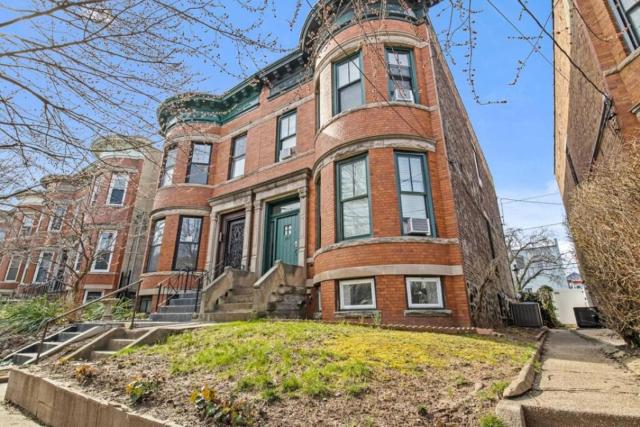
[207,282,255,322]
[1,323,105,366]
[149,291,199,322]
[87,328,148,361]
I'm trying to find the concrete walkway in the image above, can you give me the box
[508,329,640,426]
[0,382,41,426]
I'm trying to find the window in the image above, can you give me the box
[333,53,363,114]
[173,216,202,271]
[5,256,22,282]
[315,177,322,250]
[146,219,165,272]
[20,215,34,237]
[48,204,66,232]
[187,143,211,184]
[386,48,417,102]
[229,135,246,179]
[107,173,128,205]
[92,231,116,272]
[485,218,496,259]
[138,295,153,313]
[83,291,103,303]
[473,150,483,188]
[90,176,102,206]
[0,230,5,241]
[316,286,322,312]
[337,156,371,240]
[34,251,54,283]
[277,111,297,161]
[339,278,376,310]
[74,244,83,272]
[609,0,640,50]
[396,152,434,235]
[406,277,444,309]
[160,146,177,187]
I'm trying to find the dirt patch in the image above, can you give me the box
[31,322,536,426]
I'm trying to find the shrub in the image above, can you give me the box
[75,364,99,385]
[568,141,640,346]
[479,414,506,427]
[0,296,65,334]
[190,385,253,425]
[125,377,158,404]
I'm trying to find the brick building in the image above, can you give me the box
[0,137,161,303]
[553,0,640,202]
[139,0,512,327]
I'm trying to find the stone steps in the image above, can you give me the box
[217,302,253,312]
[149,312,195,322]
[106,339,135,351]
[209,310,255,322]
[90,350,115,361]
[224,293,253,303]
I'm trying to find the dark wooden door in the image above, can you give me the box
[219,215,245,273]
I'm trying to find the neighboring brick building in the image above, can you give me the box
[140,0,512,327]
[553,0,640,202]
[0,137,161,302]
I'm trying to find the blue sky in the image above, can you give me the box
[189,1,571,254]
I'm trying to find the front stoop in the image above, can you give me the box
[149,291,199,323]
[4,369,180,427]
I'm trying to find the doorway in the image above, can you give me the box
[217,211,245,275]
[264,198,300,273]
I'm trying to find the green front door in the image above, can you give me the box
[265,199,300,272]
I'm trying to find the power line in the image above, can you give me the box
[500,192,560,203]
[500,197,562,206]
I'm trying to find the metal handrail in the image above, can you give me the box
[34,278,143,363]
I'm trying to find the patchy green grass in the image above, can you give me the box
[124,321,534,402]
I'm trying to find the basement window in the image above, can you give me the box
[406,277,443,309]
[339,278,376,310]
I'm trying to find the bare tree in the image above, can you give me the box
[0,0,298,200]
[505,227,567,293]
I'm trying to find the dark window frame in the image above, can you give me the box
[186,142,212,184]
[608,0,640,51]
[145,218,165,273]
[332,52,364,115]
[394,151,436,236]
[315,176,322,250]
[336,154,372,241]
[172,216,203,271]
[159,145,178,188]
[385,47,419,103]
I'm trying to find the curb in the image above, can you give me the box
[502,327,548,398]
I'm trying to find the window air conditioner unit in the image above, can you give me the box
[407,217,430,235]
[394,88,414,102]
[280,147,296,160]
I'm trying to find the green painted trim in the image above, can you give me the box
[332,52,364,116]
[262,197,300,274]
[394,151,437,237]
[385,47,419,104]
[335,154,372,242]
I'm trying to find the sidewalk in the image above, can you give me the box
[500,329,640,426]
[0,382,41,426]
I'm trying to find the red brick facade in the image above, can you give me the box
[140,2,512,327]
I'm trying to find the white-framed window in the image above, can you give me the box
[89,175,103,206]
[277,111,297,162]
[5,256,22,282]
[73,243,84,272]
[83,290,103,303]
[160,146,177,188]
[229,134,247,179]
[34,251,55,284]
[339,278,376,310]
[48,204,67,232]
[20,215,34,237]
[92,230,116,272]
[405,277,444,309]
[107,173,128,206]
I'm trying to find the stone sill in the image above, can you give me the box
[334,310,380,318]
[404,309,452,317]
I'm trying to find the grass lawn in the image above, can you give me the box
[48,321,535,426]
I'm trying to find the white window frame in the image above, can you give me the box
[83,290,103,303]
[48,204,67,232]
[4,256,22,282]
[91,230,117,272]
[89,175,103,206]
[20,215,34,237]
[339,278,376,310]
[405,277,444,309]
[34,251,55,284]
[106,173,128,206]
[73,243,84,272]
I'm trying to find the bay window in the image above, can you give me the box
[386,48,417,102]
[609,0,640,50]
[337,155,371,240]
[160,146,177,187]
[107,173,128,206]
[187,143,211,184]
[173,216,202,271]
[146,219,165,272]
[334,53,363,114]
[396,152,434,235]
